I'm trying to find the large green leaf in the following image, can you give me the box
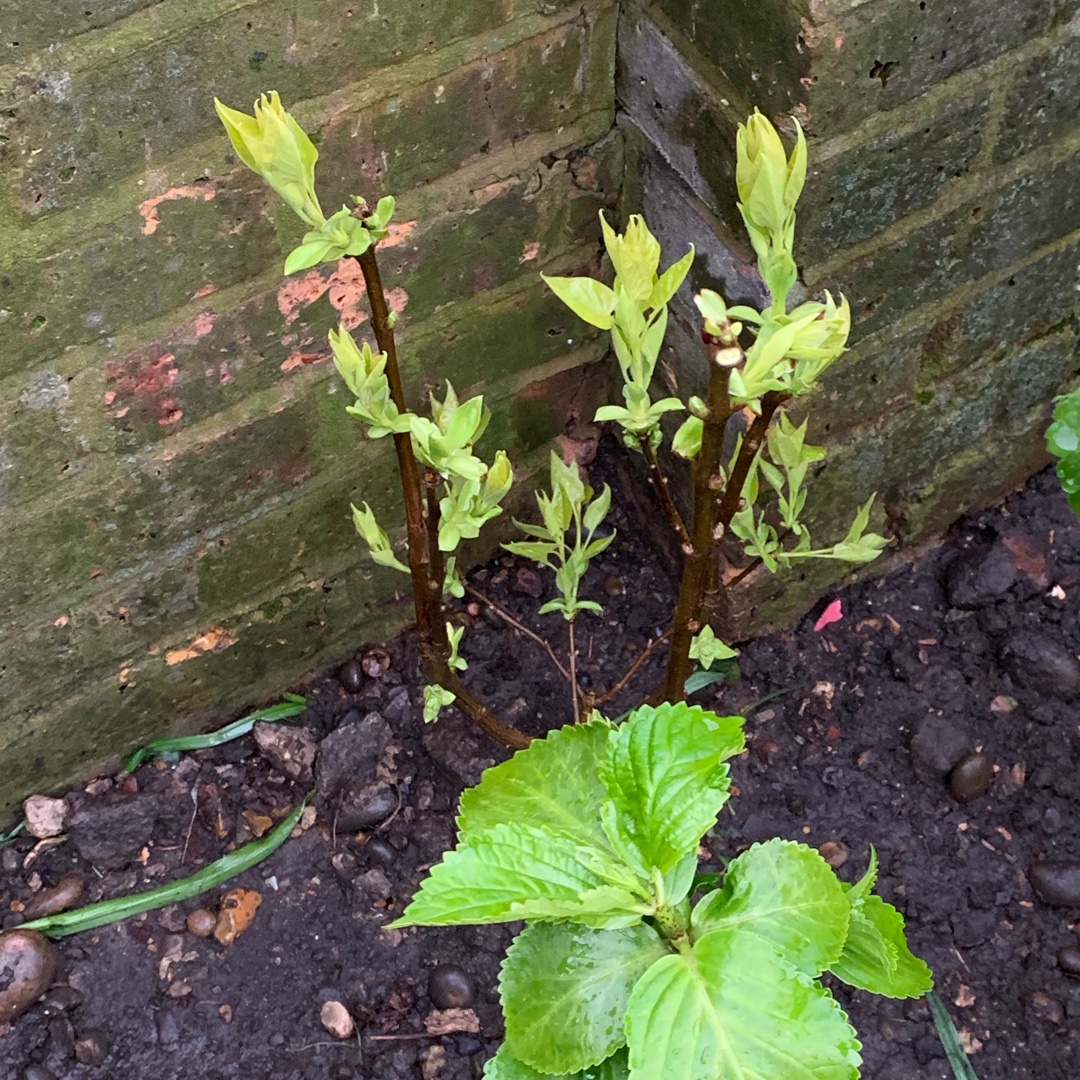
[483,1045,629,1080]
[691,839,849,977]
[624,929,862,1080]
[542,275,617,329]
[501,922,669,1074]
[388,823,647,928]
[830,893,933,999]
[599,703,745,876]
[457,721,614,851]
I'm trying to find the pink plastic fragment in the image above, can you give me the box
[814,599,843,631]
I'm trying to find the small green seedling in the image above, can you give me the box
[1046,384,1080,515]
[213,94,889,743]
[391,703,932,1079]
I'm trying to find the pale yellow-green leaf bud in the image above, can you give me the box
[600,212,662,303]
[785,292,851,363]
[214,92,324,228]
[736,109,807,241]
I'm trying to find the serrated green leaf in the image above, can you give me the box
[543,275,617,329]
[599,703,745,876]
[457,722,614,850]
[624,927,862,1080]
[831,893,933,999]
[483,1045,629,1080]
[389,822,648,928]
[501,922,668,1073]
[691,839,850,977]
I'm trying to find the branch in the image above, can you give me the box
[465,585,572,682]
[637,434,690,547]
[587,629,672,709]
[568,619,581,723]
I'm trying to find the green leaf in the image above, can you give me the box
[388,822,648,928]
[483,1045,629,1080]
[284,238,335,274]
[684,661,740,694]
[543,275,617,329]
[583,484,613,535]
[457,721,614,851]
[624,927,862,1080]
[423,683,456,724]
[501,922,668,1074]
[691,839,850,978]
[831,894,933,999]
[599,703,745,876]
[671,415,703,460]
[927,992,980,1080]
[23,802,306,938]
[648,248,695,310]
[688,626,738,671]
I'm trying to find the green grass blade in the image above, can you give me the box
[124,693,308,771]
[928,991,980,1080]
[0,821,26,845]
[21,801,306,939]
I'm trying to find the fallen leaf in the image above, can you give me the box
[424,1008,480,1035]
[814,599,843,631]
[955,984,976,1008]
[214,888,262,945]
[957,1029,983,1054]
[1002,535,1048,587]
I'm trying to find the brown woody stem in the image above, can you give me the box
[568,619,581,723]
[638,434,690,547]
[659,362,733,703]
[354,245,528,750]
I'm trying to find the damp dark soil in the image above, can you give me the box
[3,454,1080,1080]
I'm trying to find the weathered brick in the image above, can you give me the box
[5,0,163,55]
[806,0,1060,134]
[0,0,613,216]
[0,176,276,381]
[994,32,1080,162]
[820,149,1080,343]
[797,92,989,259]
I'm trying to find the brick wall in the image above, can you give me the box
[0,0,619,810]
[618,0,1080,630]
[2,0,1078,810]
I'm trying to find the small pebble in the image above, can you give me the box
[22,875,84,921]
[339,659,365,693]
[1030,861,1080,907]
[363,837,396,867]
[1058,945,1080,976]
[0,930,58,1024]
[1003,631,1080,699]
[948,752,994,802]
[428,964,477,1010]
[40,986,84,1014]
[818,841,849,869]
[3,848,19,873]
[74,1030,110,1067]
[338,785,397,831]
[186,909,218,938]
[361,646,391,679]
[909,716,973,778]
[603,576,625,596]
[24,1067,59,1080]
[321,1000,355,1039]
[22,796,66,840]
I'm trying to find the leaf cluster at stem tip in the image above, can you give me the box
[391,702,933,1080]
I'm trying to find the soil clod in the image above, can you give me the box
[909,716,974,779]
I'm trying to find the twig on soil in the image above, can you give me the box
[587,629,672,710]
[465,585,571,682]
[568,619,581,723]
[180,782,199,865]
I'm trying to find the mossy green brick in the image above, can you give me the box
[5,0,163,55]
[822,149,1080,344]
[797,93,988,260]
[806,0,1060,134]
[0,177,276,380]
[0,0,525,215]
[994,35,1080,163]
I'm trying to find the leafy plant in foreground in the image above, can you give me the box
[1046,384,1080,515]
[390,702,932,1080]
[213,95,888,742]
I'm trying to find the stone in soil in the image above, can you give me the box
[67,794,161,869]
[23,1067,59,1080]
[1058,945,1080,976]
[73,1029,110,1066]
[320,1000,355,1039]
[316,713,392,802]
[185,909,217,938]
[945,543,1017,609]
[22,796,66,840]
[428,964,477,1009]
[909,715,974,778]
[1002,631,1080,699]
[1029,861,1080,907]
[337,783,397,832]
[948,752,995,801]
[21,875,84,921]
[338,659,365,693]
[0,930,57,1024]
[252,721,318,784]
